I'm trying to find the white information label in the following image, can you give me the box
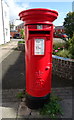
[34,39,44,55]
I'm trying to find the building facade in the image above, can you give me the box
[54,26,65,33]
[0,0,10,45]
[10,30,19,38]
[16,23,24,32]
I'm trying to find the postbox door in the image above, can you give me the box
[26,36,52,97]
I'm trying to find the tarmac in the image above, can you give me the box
[0,39,73,119]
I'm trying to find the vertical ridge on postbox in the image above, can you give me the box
[19,8,58,97]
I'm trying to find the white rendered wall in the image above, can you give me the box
[0,0,10,45]
[2,0,10,43]
[0,0,4,45]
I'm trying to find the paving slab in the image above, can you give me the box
[2,89,23,102]
[60,99,72,118]
[0,40,18,63]
[17,101,46,119]
[17,102,31,118]
[17,94,41,118]
[1,102,18,118]
[2,107,17,118]
[51,87,72,99]
[1,89,22,119]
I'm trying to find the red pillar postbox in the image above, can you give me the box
[19,8,58,108]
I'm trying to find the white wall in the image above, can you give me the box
[0,0,10,45]
[2,0,10,43]
[0,0,4,45]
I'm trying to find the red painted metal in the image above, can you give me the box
[19,8,58,97]
[19,8,58,25]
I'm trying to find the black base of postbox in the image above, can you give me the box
[25,93,50,109]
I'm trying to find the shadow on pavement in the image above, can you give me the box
[52,73,72,88]
[2,50,25,89]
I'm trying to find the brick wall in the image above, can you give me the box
[52,55,73,80]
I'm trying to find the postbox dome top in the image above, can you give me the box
[19,8,58,25]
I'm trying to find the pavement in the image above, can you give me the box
[0,39,73,119]
[1,87,72,119]
[0,40,18,63]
